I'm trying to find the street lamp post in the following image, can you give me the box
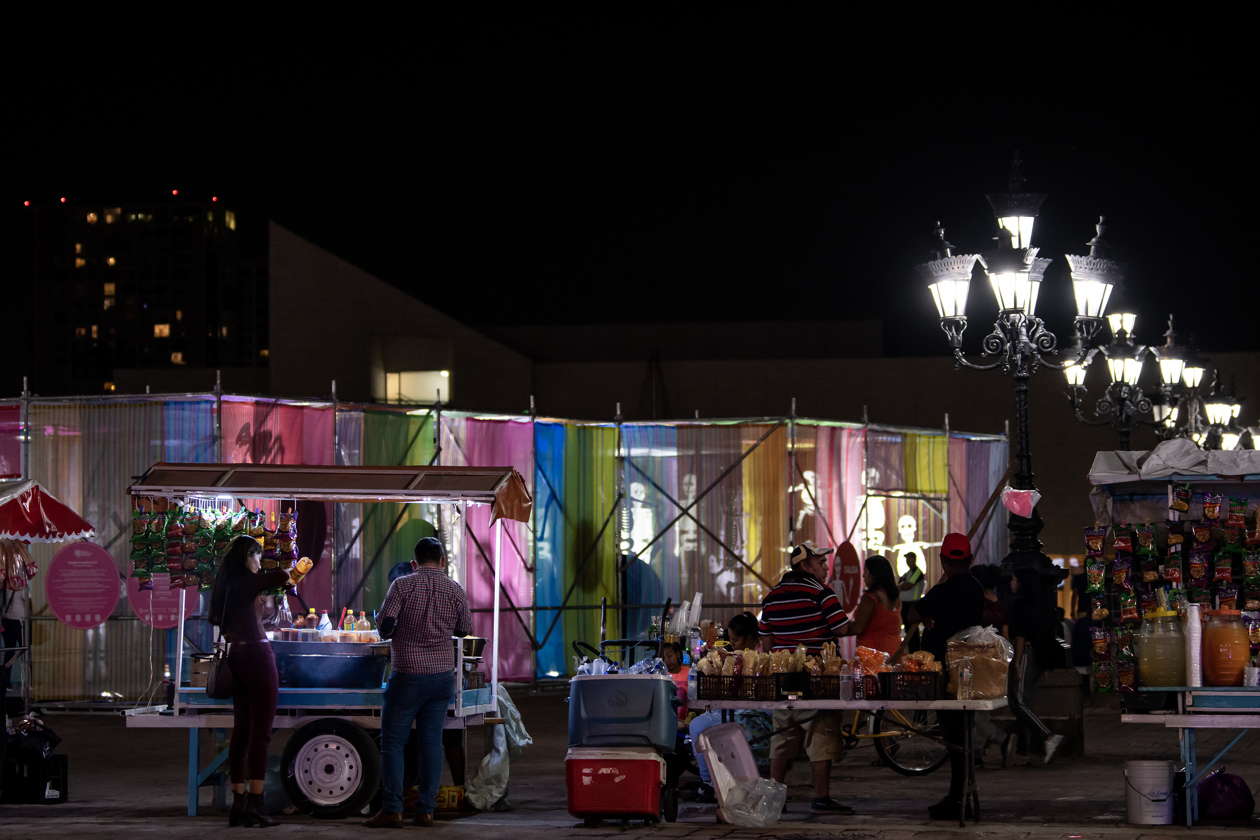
[917,159,1120,573]
[1063,310,1154,450]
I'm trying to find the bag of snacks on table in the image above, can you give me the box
[945,625,1013,699]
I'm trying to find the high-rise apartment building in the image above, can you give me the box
[16,198,268,395]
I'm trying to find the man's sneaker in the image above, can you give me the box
[1043,733,1065,765]
[810,797,855,815]
[1013,752,1031,766]
[694,783,717,804]
[927,795,974,820]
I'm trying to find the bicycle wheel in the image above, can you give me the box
[872,709,949,776]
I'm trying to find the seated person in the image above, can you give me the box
[686,612,772,803]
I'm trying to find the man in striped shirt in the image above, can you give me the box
[758,541,854,815]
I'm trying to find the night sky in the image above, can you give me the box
[12,30,1254,360]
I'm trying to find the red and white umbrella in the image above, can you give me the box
[0,480,96,591]
[0,480,96,542]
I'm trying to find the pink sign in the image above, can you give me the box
[45,543,121,630]
[127,572,199,629]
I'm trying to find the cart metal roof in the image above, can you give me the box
[128,463,533,522]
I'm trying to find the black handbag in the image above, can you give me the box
[205,595,236,700]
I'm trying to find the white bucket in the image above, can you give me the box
[1124,760,1174,825]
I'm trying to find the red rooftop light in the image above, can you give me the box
[212,196,218,202]
[172,189,179,196]
[24,200,30,206]
[60,197,66,203]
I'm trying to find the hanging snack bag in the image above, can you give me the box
[1212,553,1234,584]
[1221,528,1243,555]
[1166,519,1185,547]
[1201,492,1223,524]
[1086,557,1107,593]
[1170,483,1192,513]
[1163,547,1183,585]
[1216,584,1239,611]
[1247,525,1260,549]
[1091,595,1111,622]
[1113,530,1133,555]
[1135,523,1157,555]
[1243,551,1259,582]
[1119,592,1140,624]
[1086,526,1107,557]
[1090,625,1110,659]
[1116,660,1136,693]
[132,510,150,537]
[278,508,297,534]
[1245,615,1260,655]
[1112,555,1132,591]
[1115,627,1136,659]
[1188,586,1212,608]
[1139,554,1160,584]
[1188,549,1210,585]
[1094,660,1114,693]
[1191,520,1212,546]
[1139,585,1158,617]
[248,509,266,539]
[1226,497,1248,529]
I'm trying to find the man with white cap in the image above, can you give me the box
[758,541,854,816]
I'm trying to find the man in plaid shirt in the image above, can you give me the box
[365,537,471,828]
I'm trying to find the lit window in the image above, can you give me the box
[103,282,116,295]
[86,212,98,225]
[103,297,115,310]
[75,243,83,254]
[220,326,229,338]
[104,382,115,392]
[106,257,116,267]
[154,323,171,337]
[385,371,452,403]
[105,208,121,224]
[225,210,236,231]
[171,352,184,364]
[91,325,98,339]
[75,257,86,268]
[175,310,183,321]
[259,348,269,358]
[207,211,214,222]
[75,327,87,338]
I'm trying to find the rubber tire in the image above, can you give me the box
[872,708,949,776]
[281,719,381,818]
[662,786,678,822]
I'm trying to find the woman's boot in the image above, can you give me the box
[243,792,280,828]
[228,790,247,827]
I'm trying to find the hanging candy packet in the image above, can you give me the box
[1201,492,1223,524]
[1139,555,1160,584]
[1094,661,1114,693]
[1090,625,1110,659]
[1216,584,1239,611]
[1188,550,1210,584]
[1116,660,1136,693]
[1188,586,1212,608]
[1119,592,1141,624]
[1170,483,1192,513]
[1086,557,1107,593]
[1166,519,1185,547]
[1243,551,1259,582]
[1113,531,1133,555]
[1086,526,1107,557]
[1192,520,1213,546]
[1135,523,1157,555]
[1221,528,1243,554]
[1139,585,1158,617]
[1162,548,1183,584]
[1112,555,1132,591]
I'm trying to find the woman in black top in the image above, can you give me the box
[1004,567,1064,767]
[209,535,289,827]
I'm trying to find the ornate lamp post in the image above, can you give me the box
[917,158,1119,572]
[1062,308,1154,450]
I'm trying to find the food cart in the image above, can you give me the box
[1090,441,1260,826]
[121,462,532,819]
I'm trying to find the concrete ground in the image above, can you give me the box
[2,684,1258,839]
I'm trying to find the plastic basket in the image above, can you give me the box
[859,674,881,699]
[879,671,943,701]
[775,672,808,698]
[736,676,777,701]
[697,673,735,700]
[806,675,839,699]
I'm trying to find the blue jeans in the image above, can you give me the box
[380,670,455,814]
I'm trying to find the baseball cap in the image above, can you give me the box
[940,532,972,561]
[789,541,834,564]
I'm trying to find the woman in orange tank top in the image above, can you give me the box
[839,555,903,658]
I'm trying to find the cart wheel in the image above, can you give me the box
[282,720,380,818]
[872,708,949,776]
[662,786,678,822]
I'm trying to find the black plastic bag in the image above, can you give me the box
[5,717,61,760]
[1198,766,1255,821]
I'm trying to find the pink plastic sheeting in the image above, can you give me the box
[451,417,534,682]
[221,399,336,608]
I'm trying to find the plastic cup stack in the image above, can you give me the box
[1184,603,1202,687]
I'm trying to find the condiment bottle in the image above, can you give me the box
[1203,609,1249,686]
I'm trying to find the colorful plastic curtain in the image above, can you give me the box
[440,415,534,682]
[949,435,1011,567]
[533,421,619,677]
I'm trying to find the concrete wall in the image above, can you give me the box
[534,351,1260,556]
[267,222,532,410]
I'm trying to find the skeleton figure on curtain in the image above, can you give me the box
[892,514,941,580]
[791,470,817,535]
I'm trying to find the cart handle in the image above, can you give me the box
[572,640,605,661]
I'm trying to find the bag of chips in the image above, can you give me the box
[1216,584,1239,611]
[1163,546,1183,585]
[1226,497,1248,529]
[1115,627,1136,659]
[1091,595,1111,622]
[1116,660,1136,694]
[1169,483,1192,514]
[1094,660,1114,693]
[1135,523,1157,555]
[1201,493,1223,524]
[1192,520,1213,546]
[1188,550,1210,585]
[1090,625,1110,659]
[1113,555,1132,590]
[1086,557,1107,593]
[1213,553,1234,584]
[1114,531,1133,554]
[1119,592,1140,624]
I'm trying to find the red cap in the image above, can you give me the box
[941,532,972,561]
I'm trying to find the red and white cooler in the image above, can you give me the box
[565,746,666,822]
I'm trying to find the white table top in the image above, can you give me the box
[693,697,1007,712]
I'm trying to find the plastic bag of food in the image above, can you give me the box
[945,625,1013,699]
[723,777,787,827]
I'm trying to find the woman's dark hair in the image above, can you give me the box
[727,611,759,642]
[864,555,899,603]
[208,536,263,626]
[971,563,1000,591]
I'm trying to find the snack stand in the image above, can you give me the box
[1090,441,1260,827]
[121,462,532,819]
